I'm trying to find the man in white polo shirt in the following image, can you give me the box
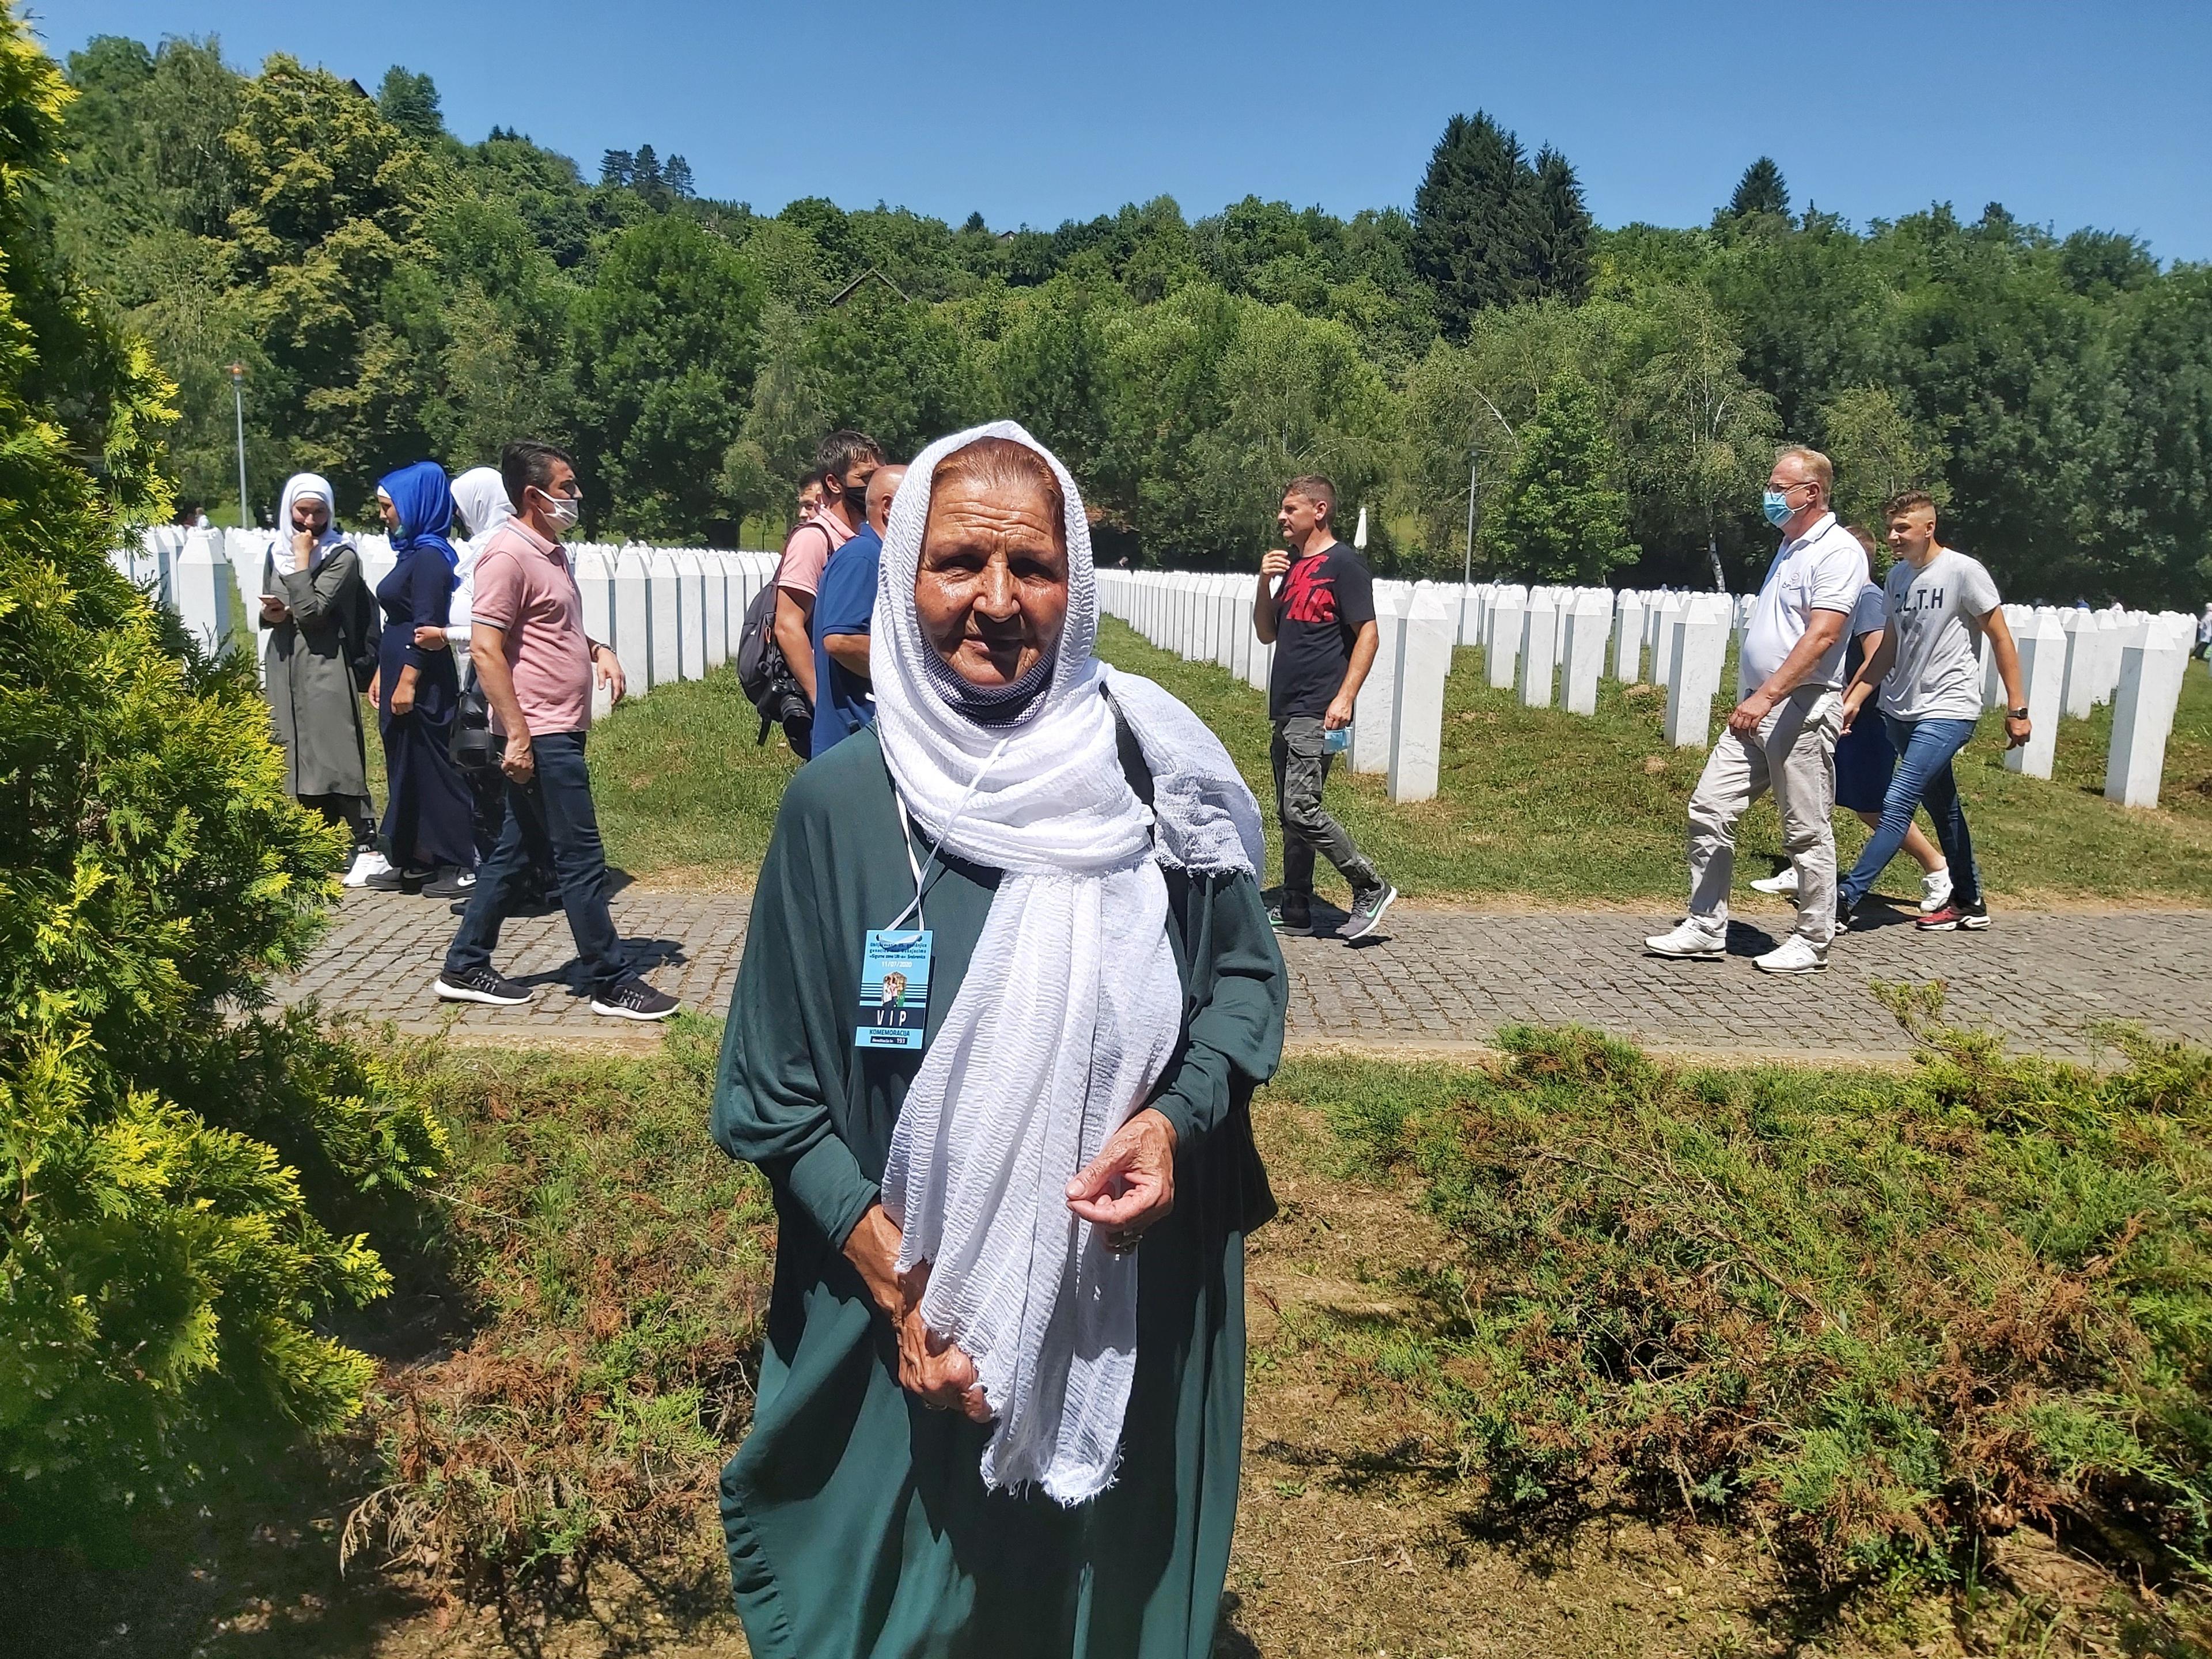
[1646,445,1866,974]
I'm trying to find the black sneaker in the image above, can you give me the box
[1268,895,1313,934]
[434,965,534,1006]
[1916,897,1990,932]
[591,976,679,1021]
[1834,895,1859,934]
[362,864,412,892]
[422,866,477,900]
[1340,881,1399,941]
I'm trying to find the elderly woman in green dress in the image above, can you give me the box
[711,422,1286,1658]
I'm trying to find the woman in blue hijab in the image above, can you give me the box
[367,460,476,896]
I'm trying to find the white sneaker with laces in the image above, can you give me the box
[1749,866,1800,897]
[1919,867,1953,914]
[344,849,392,888]
[1753,935,1827,975]
[1644,918,1726,959]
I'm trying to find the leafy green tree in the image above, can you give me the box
[0,3,442,1540]
[223,54,445,499]
[1095,283,1241,556]
[1482,373,1636,583]
[2078,266,2212,604]
[1728,157,1789,219]
[376,65,443,144]
[804,285,980,463]
[988,276,1116,478]
[1615,283,1779,582]
[1818,383,1949,531]
[717,300,825,535]
[778,195,862,285]
[574,214,762,539]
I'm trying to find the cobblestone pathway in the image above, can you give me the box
[282,887,2212,1061]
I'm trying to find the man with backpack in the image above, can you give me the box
[763,431,881,757]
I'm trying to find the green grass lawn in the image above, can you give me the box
[363,638,2212,905]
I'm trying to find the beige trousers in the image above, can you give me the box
[1685,685,1842,946]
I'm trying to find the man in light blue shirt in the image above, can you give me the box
[810,463,904,756]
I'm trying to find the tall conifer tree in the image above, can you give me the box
[1532,145,1594,304]
[1728,156,1789,219]
[1413,111,1535,336]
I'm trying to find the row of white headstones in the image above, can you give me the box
[112,528,2200,809]
[1096,570,2203,810]
[113,526,782,724]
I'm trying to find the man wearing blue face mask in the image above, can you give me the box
[1645,445,1866,975]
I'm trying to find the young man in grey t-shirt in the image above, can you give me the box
[1835,491,2031,932]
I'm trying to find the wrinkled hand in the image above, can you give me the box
[1323,694,1355,732]
[593,645,626,703]
[501,736,535,784]
[843,1206,988,1419]
[1259,548,1290,581]
[1727,688,1775,735]
[2003,713,2032,750]
[1065,1108,1177,1253]
[897,1263,991,1421]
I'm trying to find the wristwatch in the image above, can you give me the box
[2008,707,2030,720]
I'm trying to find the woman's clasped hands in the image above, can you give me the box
[841,1107,1177,1421]
[843,1204,990,1422]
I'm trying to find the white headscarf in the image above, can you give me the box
[450,466,512,544]
[872,421,1264,1505]
[272,472,341,571]
[448,466,514,632]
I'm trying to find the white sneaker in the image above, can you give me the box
[344,849,392,888]
[1919,867,1953,914]
[1749,866,1800,897]
[1753,935,1828,975]
[1644,918,1726,959]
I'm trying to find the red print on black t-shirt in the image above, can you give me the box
[1280,557,1338,624]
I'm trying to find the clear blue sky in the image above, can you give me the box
[35,0,2212,261]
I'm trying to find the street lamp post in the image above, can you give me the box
[228,363,248,529]
[1464,388,1516,586]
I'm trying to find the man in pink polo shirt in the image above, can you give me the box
[434,440,677,1020]
[769,429,880,757]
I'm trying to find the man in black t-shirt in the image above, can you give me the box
[1252,474,1397,939]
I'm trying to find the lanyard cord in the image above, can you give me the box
[884,736,1009,934]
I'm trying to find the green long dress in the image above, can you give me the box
[711,719,1286,1659]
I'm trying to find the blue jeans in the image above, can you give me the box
[444,730,629,993]
[1838,715,1982,909]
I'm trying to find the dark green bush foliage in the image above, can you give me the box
[345,1019,772,1607]
[1290,1010,2212,1586]
[0,1,442,1540]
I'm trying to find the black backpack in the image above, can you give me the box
[736,528,825,744]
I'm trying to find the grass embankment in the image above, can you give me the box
[361,634,2212,905]
[25,1018,2208,1656]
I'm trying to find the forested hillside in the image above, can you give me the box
[51,34,2212,603]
